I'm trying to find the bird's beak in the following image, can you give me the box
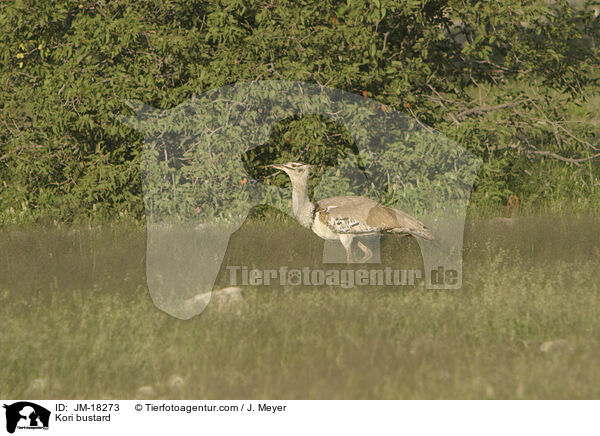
[266,164,286,171]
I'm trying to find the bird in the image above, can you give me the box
[267,162,434,263]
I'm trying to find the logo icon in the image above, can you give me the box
[120,81,481,319]
[3,402,50,434]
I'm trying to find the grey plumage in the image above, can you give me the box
[315,196,433,240]
[268,162,433,262]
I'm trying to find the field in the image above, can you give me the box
[1,215,599,399]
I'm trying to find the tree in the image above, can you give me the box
[0,0,598,224]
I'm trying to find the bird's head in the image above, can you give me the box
[266,162,313,184]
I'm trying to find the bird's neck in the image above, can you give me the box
[291,179,315,229]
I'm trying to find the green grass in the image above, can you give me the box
[1,215,599,399]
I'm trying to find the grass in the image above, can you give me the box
[0,214,599,399]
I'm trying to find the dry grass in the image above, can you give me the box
[0,215,599,399]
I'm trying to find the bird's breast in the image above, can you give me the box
[311,212,340,240]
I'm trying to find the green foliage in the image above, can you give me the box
[0,0,598,224]
[125,82,478,225]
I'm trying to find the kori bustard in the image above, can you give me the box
[268,162,434,262]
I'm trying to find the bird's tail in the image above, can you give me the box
[407,227,435,241]
[390,210,435,241]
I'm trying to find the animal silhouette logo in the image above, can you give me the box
[3,402,50,434]
[120,81,481,319]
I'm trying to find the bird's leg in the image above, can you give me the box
[339,234,354,263]
[357,240,373,263]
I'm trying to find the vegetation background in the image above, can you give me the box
[0,0,599,399]
[1,0,599,224]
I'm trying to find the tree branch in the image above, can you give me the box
[457,99,531,118]
[493,143,600,166]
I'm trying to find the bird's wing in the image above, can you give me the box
[315,196,434,240]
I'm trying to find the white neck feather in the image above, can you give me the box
[290,178,315,229]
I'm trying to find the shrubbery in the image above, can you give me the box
[0,0,598,224]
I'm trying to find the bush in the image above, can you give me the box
[0,0,598,224]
